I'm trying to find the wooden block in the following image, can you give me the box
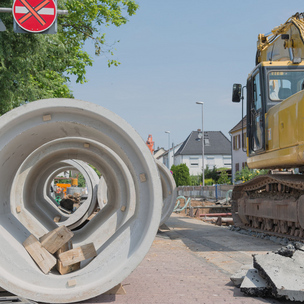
[104,283,126,295]
[43,114,51,121]
[55,241,80,275]
[39,226,74,254]
[120,206,126,212]
[16,206,21,213]
[67,279,77,287]
[54,216,61,223]
[23,235,56,274]
[59,243,97,267]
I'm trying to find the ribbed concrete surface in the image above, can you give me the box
[74,214,300,304]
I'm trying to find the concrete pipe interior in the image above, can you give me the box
[0,99,162,303]
[156,160,177,226]
[40,159,101,229]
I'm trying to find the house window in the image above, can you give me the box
[242,162,247,168]
[233,134,241,150]
[223,156,231,166]
[235,163,240,172]
[207,156,215,166]
[204,138,210,146]
[190,157,199,167]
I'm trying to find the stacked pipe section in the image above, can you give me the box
[0,99,163,303]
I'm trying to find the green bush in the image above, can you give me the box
[190,175,201,186]
[235,167,268,183]
[217,169,231,184]
[204,165,218,182]
[171,164,191,186]
[204,178,215,185]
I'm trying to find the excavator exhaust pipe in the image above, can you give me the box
[0,99,163,303]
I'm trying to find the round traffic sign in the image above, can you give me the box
[13,0,57,33]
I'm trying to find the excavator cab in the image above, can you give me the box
[233,62,304,161]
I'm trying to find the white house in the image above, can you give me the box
[174,130,231,175]
[229,116,247,183]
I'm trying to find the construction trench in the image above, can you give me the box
[0,98,303,303]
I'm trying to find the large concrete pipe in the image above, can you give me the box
[0,99,162,303]
[156,160,177,225]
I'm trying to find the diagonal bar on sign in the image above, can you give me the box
[18,0,50,23]
[18,0,48,26]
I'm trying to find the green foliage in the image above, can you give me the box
[77,173,86,188]
[190,175,201,186]
[204,178,214,185]
[171,164,191,187]
[235,167,268,183]
[217,170,231,184]
[0,0,138,114]
[204,165,218,182]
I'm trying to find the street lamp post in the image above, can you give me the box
[196,102,204,186]
[165,131,171,168]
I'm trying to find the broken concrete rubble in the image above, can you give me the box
[240,269,270,297]
[231,242,304,302]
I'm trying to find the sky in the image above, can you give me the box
[69,1,304,150]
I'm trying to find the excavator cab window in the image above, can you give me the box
[247,69,265,155]
[268,71,304,102]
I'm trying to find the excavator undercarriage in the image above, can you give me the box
[232,174,304,239]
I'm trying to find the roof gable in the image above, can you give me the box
[175,131,231,156]
[229,116,247,134]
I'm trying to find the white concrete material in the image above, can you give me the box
[230,264,252,287]
[254,251,304,301]
[97,176,108,208]
[156,160,177,225]
[0,99,162,303]
[240,269,269,296]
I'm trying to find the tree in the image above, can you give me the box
[0,0,138,114]
[171,164,191,187]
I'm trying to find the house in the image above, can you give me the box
[155,143,183,169]
[174,130,231,175]
[229,116,247,183]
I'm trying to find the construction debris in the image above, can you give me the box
[231,242,304,302]
[23,226,96,275]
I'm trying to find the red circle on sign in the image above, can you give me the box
[13,0,57,33]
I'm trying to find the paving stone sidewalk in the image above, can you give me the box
[78,214,300,304]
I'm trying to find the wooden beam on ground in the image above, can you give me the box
[55,241,80,275]
[23,235,56,274]
[59,243,97,267]
[39,226,74,254]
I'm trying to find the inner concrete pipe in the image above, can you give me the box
[156,160,177,226]
[0,99,162,303]
[42,159,101,229]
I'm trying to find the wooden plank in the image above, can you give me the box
[39,226,74,254]
[55,241,80,275]
[59,243,97,267]
[23,235,56,274]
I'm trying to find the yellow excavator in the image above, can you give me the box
[232,12,304,238]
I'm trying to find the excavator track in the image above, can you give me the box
[231,174,304,240]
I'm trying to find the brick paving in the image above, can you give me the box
[78,214,300,304]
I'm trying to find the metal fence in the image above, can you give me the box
[177,184,234,200]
